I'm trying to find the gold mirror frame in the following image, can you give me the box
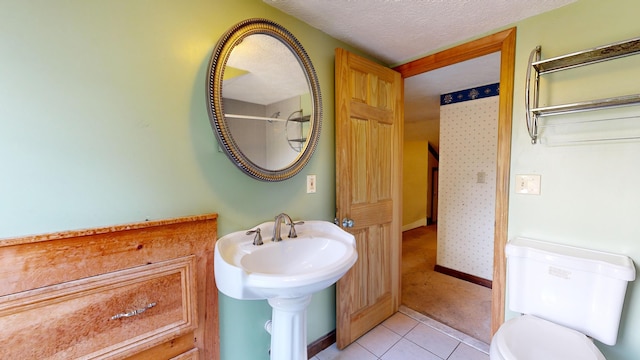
[206,18,322,182]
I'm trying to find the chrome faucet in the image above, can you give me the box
[273,213,305,241]
[273,213,292,242]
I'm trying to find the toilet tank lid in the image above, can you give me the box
[507,237,636,281]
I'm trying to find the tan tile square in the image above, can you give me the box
[448,343,489,360]
[382,312,419,336]
[356,324,402,357]
[381,338,441,360]
[405,323,459,359]
[315,342,377,360]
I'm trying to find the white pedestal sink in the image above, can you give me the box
[214,220,357,360]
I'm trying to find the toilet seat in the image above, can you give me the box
[490,315,606,360]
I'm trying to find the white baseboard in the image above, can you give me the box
[402,218,427,232]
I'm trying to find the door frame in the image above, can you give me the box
[430,166,438,225]
[393,27,515,333]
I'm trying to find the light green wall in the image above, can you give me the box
[508,0,640,358]
[4,0,640,359]
[0,1,362,359]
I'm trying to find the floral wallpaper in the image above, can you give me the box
[437,83,499,280]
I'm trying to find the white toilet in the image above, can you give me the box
[490,237,636,360]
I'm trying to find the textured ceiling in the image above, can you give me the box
[223,34,307,106]
[265,0,576,66]
[264,0,576,129]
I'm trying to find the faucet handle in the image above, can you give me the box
[246,228,263,246]
[288,221,304,238]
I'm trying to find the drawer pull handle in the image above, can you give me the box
[111,302,157,320]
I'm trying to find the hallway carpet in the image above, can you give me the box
[401,225,492,344]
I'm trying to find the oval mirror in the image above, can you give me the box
[206,18,322,181]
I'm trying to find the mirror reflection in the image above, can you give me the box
[223,34,311,169]
[206,19,322,182]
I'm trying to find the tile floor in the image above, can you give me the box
[310,306,489,360]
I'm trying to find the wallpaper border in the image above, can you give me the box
[441,83,499,106]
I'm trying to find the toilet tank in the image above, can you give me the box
[506,237,636,345]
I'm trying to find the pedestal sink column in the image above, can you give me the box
[267,295,312,360]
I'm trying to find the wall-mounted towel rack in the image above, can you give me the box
[525,36,640,144]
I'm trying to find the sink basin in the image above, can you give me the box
[215,219,357,360]
[214,220,357,300]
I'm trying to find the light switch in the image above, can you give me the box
[515,174,541,195]
[307,175,316,193]
[477,171,487,184]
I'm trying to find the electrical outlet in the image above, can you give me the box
[306,175,316,193]
[515,174,541,195]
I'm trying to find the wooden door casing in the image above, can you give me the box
[393,27,516,333]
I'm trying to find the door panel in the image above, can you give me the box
[335,48,403,348]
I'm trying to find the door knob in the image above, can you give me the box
[342,218,354,228]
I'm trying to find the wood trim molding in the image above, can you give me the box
[307,330,336,358]
[392,28,515,76]
[434,265,492,289]
[393,27,516,335]
[428,142,439,161]
[0,214,217,247]
[493,27,516,336]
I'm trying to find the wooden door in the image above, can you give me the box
[335,48,403,348]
